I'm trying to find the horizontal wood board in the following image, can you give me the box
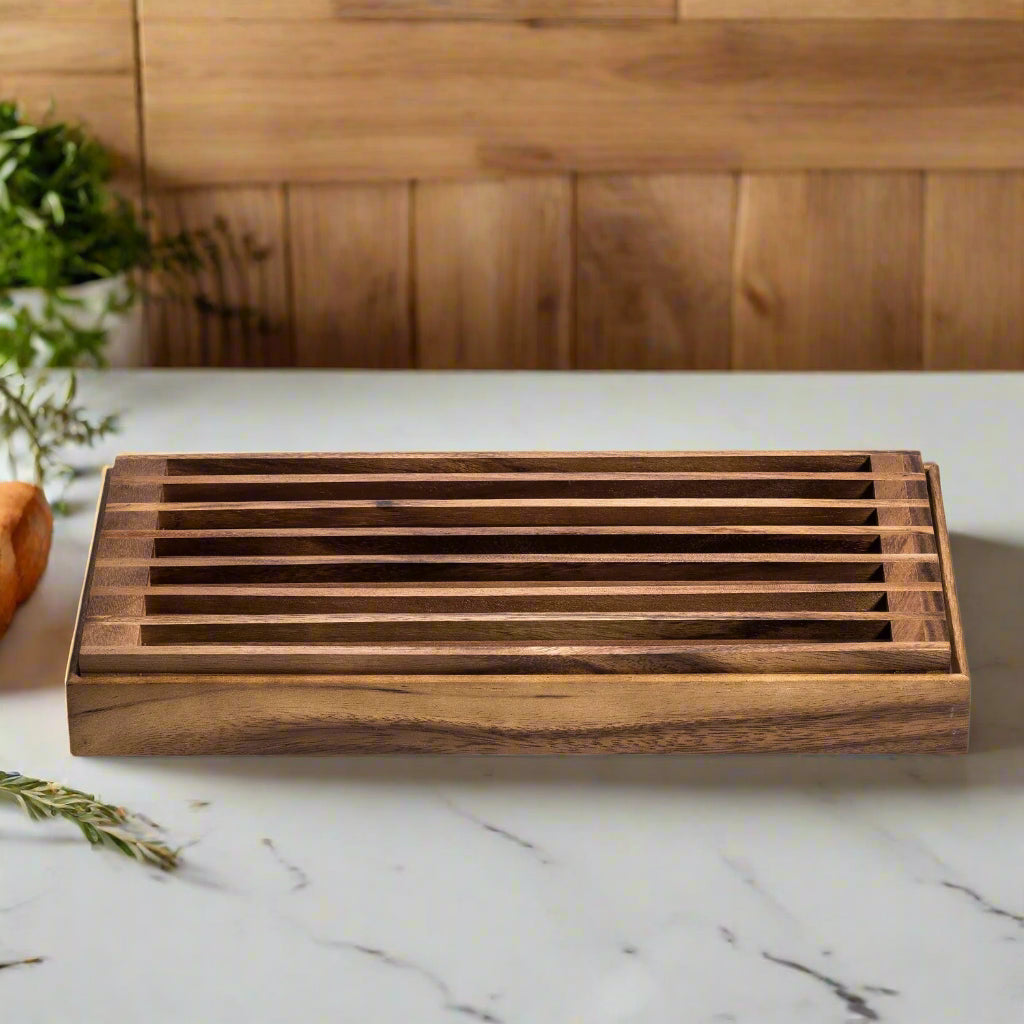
[141,21,1024,183]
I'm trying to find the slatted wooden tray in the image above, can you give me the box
[66,451,969,755]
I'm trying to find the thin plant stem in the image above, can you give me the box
[0,771,179,871]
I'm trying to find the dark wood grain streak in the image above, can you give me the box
[67,673,971,755]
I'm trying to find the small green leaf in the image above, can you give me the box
[14,207,45,231]
[0,179,8,211]
[0,125,36,141]
[0,156,16,181]
[42,191,65,225]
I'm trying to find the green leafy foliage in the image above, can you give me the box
[0,102,147,291]
[0,101,273,487]
[0,771,179,871]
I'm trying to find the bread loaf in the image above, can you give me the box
[0,483,53,638]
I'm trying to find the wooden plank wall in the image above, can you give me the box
[2,1,1023,368]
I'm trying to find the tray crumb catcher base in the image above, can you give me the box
[66,451,970,755]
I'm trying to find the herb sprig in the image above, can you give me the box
[0,771,179,871]
[0,360,117,489]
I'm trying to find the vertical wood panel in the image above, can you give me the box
[288,184,412,368]
[732,173,924,370]
[146,188,291,367]
[924,173,1024,370]
[577,174,735,370]
[415,177,572,369]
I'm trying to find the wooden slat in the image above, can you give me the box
[77,640,952,675]
[733,172,925,370]
[86,582,945,616]
[112,450,897,472]
[415,177,572,369]
[88,610,947,644]
[141,21,1024,183]
[684,0,1022,17]
[288,183,412,368]
[577,174,735,370]
[924,172,1024,370]
[140,0,674,19]
[146,187,292,367]
[98,523,938,534]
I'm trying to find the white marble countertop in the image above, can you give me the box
[2,370,1023,1024]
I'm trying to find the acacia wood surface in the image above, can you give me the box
[288,183,413,368]
[415,178,573,369]
[141,21,1024,183]
[146,188,293,366]
[576,175,736,370]
[140,0,675,19]
[924,173,1024,370]
[5,2,1023,371]
[68,451,969,754]
[67,671,971,755]
[732,173,925,369]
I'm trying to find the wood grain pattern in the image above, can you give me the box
[67,451,969,754]
[0,0,130,15]
[146,188,292,367]
[67,671,971,755]
[288,184,412,368]
[141,21,1024,183]
[925,462,969,678]
[684,0,1022,18]
[141,0,674,18]
[869,453,944,641]
[415,178,572,369]
[924,173,1024,370]
[577,175,735,370]
[733,173,924,370]
[0,22,131,72]
[0,12,138,173]
[0,76,139,171]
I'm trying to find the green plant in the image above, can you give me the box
[0,360,117,492]
[0,104,148,293]
[0,100,271,486]
[1,771,179,871]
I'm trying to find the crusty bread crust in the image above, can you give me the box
[0,528,15,633]
[0,483,53,637]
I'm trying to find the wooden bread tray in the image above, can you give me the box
[66,451,969,755]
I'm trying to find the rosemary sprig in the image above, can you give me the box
[0,771,179,871]
[0,360,117,489]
